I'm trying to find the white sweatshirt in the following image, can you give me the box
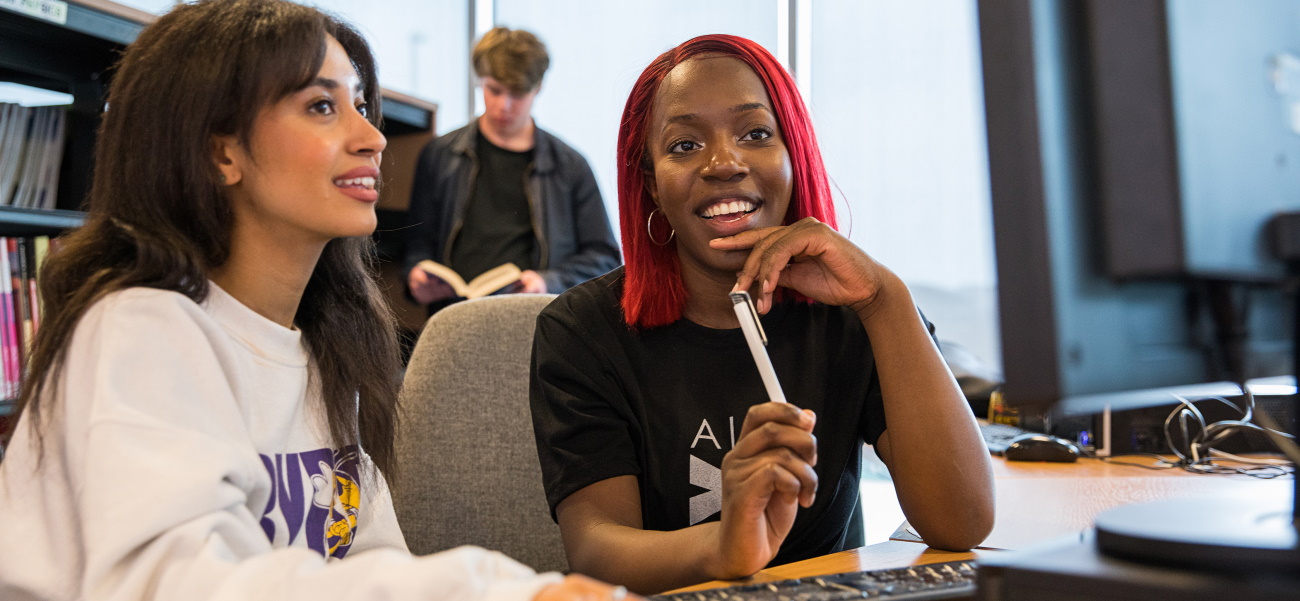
[0,285,561,601]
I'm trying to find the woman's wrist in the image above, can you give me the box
[701,520,770,582]
[699,521,739,581]
[850,270,909,328]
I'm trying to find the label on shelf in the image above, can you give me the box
[0,0,67,25]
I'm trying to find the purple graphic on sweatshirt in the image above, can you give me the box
[259,446,361,559]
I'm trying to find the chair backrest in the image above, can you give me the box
[393,294,566,573]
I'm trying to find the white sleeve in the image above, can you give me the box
[62,293,561,601]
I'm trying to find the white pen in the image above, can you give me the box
[729,289,788,404]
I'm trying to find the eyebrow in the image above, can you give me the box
[308,77,365,96]
[663,102,774,127]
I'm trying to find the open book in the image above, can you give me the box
[417,260,523,299]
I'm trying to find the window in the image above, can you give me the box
[810,0,998,368]
[303,0,470,135]
[128,0,470,134]
[494,0,780,236]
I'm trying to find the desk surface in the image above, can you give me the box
[975,454,1290,550]
[669,454,1290,593]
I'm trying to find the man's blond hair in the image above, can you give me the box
[472,27,549,94]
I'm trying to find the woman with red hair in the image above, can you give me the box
[530,35,993,593]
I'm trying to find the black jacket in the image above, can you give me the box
[404,120,621,293]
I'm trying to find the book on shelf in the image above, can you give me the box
[10,239,33,359]
[0,240,17,400]
[416,260,523,300]
[0,236,50,401]
[30,236,45,333]
[10,107,47,208]
[26,107,66,208]
[0,104,26,204]
[0,103,67,210]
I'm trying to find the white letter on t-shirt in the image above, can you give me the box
[689,455,722,524]
[691,419,721,450]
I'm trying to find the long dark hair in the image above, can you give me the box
[12,0,403,482]
[617,35,837,328]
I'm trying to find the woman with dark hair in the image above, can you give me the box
[531,34,994,593]
[0,2,623,600]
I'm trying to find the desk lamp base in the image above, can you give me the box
[1094,496,1299,575]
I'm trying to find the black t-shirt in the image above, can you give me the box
[449,135,537,281]
[530,268,890,567]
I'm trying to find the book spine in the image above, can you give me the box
[0,238,14,399]
[40,109,66,210]
[0,106,31,206]
[12,238,31,366]
[11,107,46,208]
[26,237,39,335]
[31,236,48,335]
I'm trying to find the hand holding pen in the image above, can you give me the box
[714,400,818,578]
[709,288,819,578]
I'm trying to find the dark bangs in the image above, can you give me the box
[221,5,382,144]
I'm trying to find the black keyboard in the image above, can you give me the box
[978,422,1036,455]
[651,560,977,601]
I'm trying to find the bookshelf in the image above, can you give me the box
[0,206,84,235]
[0,0,438,417]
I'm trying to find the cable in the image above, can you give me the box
[1158,391,1295,470]
[1209,448,1293,465]
[1082,390,1299,478]
[1240,386,1300,464]
[1097,455,1179,471]
[1076,447,1289,477]
[1162,394,1207,463]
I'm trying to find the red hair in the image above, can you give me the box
[618,34,837,328]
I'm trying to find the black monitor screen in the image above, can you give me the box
[979,0,1295,412]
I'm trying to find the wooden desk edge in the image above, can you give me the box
[659,454,1280,594]
[663,541,988,594]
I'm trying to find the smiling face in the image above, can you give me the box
[216,35,386,247]
[646,56,793,278]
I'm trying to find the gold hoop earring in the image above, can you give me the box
[647,208,675,246]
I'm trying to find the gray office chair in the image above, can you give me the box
[393,293,567,573]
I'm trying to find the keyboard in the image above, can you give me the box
[978,421,1036,455]
[650,560,977,601]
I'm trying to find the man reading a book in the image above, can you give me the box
[405,27,620,311]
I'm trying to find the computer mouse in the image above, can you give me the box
[1003,433,1080,462]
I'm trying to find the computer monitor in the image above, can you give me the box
[978,0,1297,577]
[982,0,1295,413]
